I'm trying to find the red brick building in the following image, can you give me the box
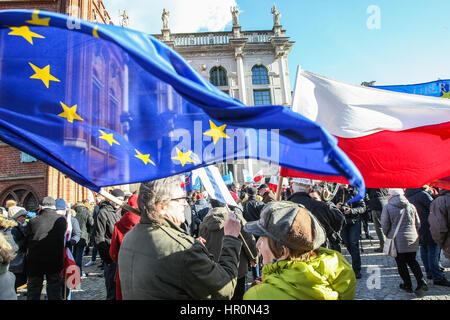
[0,0,115,210]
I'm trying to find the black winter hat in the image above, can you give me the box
[111,189,125,198]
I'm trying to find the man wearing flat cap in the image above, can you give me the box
[93,189,123,300]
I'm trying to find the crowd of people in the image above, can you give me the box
[0,176,449,300]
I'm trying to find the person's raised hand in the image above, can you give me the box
[224,212,241,238]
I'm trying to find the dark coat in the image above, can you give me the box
[242,196,264,222]
[332,188,366,225]
[288,192,345,244]
[405,188,435,245]
[367,188,388,212]
[429,190,450,259]
[73,203,94,244]
[24,208,67,276]
[118,215,241,299]
[93,201,121,264]
[192,198,212,222]
[10,223,27,273]
[199,207,257,279]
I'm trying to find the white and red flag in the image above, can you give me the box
[281,69,450,188]
[268,176,278,192]
[253,170,264,184]
[62,212,81,294]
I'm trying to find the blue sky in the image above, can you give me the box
[103,0,450,87]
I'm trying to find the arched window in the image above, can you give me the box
[252,65,269,85]
[1,186,39,212]
[209,67,228,86]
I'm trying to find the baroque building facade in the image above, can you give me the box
[154,5,295,183]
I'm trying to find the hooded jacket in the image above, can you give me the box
[243,247,356,300]
[381,195,421,254]
[366,188,388,212]
[429,190,450,259]
[199,207,257,279]
[72,203,94,243]
[118,213,242,300]
[93,200,121,264]
[405,188,434,245]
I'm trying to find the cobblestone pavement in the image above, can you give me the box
[16,224,450,300]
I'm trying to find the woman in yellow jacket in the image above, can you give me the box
[243,201,356,300]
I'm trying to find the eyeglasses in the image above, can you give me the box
[170,196,189,203]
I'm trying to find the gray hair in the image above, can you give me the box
[291,182,311,194]
[138,175,184,225]
[41,205,56,210]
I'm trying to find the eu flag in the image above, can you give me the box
[0,10,365,200]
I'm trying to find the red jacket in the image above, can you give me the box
[109,194,139,300]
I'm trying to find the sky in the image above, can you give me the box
[102,0,450,88]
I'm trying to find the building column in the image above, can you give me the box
[277,53,290,106]
[235,52,247,105]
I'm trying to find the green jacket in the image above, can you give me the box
[244,248,356,300]
[118,214,242,300]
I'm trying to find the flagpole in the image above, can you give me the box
[99,189,140,215]
[291,65,302,111]
[275,176,284,201]
[225,205,256,262]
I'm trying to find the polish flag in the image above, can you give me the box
[268,176,278,192]
[253,170,264,183]
[62,212,81,294]
[281,69,450,188]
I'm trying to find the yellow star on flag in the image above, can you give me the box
[203,120,230,145]
[58,102,83,123]
[99,130,120,147]
[29,63,60,88]
[25,10,50,26]
[441,90,450,99]
[8,26,45,44]
[135,149,155,166]
[172,147,195,167]
[92,26,100,38]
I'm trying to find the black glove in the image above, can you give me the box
[66,239,76,248]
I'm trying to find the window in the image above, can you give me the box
[23,193,39,212]
[209,67,228,86]
[1,188,39,212]
[253,89,271,105]
[252,65,269,85]
[91,81,101,148]
[109,89,118,131]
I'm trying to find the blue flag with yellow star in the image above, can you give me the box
[0,9,365,201]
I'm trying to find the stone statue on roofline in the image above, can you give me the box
[271,4,281,26]
[231,6,240,27]
[119,9,129,28]
[162,8,170,29]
